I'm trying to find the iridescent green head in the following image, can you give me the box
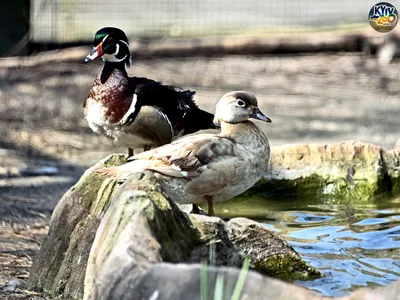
[84,27,131,67]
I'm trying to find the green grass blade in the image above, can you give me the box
[230,257,250,300]
[214,274,225,300]
[209,242,216,266]
[201,263,208,300]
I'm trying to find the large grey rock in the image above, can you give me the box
[346,279,400,300]
[190,216,320,280]
[87,261,400,300]
[112,263,326,300]
[27,154,126,299]
[84,171,200,300]
[28,154,321,299]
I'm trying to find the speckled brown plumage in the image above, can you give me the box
[84,63,132,124]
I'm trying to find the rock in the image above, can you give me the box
[188,215,243,267]
[225,218,320,280]
[178,203,207,215]
[105,263,326,300]
[189,216,321,280]
[248,140,400,202]
[1,278,23,292]
[28,154,320,299]
[28,154,127,299]
[84,171,200,300]
[89,262,400,300]
[383,148,400,194]
[344,279,400,300]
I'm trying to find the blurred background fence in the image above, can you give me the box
[1,0,385,56]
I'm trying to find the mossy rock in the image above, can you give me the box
[28,154,322,300]
[28,154,127,299]
[245,141,400,202]
[225,218,322,281]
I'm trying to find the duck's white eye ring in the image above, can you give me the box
[236,99,246,107]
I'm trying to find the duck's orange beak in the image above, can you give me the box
[250,106,271,123]
[84,42,104,63]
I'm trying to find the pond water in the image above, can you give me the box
[215,195,400,297]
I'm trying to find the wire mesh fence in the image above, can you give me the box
[31,0,378,43]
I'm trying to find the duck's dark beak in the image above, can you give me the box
[250,107,271,123]
[84,43,104,63]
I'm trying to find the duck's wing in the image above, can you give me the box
[135,134,245,196]
[128,77,196,110]
[120,77,195,127]
[97,134,237,181]
[127,77,217,133]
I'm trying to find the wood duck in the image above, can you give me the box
[97,91,272,216]
[84,27,217,156]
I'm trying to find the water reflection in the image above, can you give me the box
[214,195,400,297]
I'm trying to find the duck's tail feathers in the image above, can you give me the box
[179,90,196,101]
[182,108,219,134]
[177,90,220,132]
[95,164,142,182]
[176,89,197,111]
[95,159,162,182]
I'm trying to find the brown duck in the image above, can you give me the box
[84,27,217,156]
[97,91,271,216]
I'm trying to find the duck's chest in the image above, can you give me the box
[84,72,132,127]
[84,98,112,135]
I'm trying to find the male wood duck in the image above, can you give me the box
[97,91,272,216]
[84,27,217,156]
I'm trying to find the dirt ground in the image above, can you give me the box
[1,51,400,298]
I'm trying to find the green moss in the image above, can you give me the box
[154,212,200,262]
[91,179,120,215]
[72,154,127,213]
[73,173,105,204]
[244,171,390,203]
[255,254,323,281]
[189,216,221,243]
[388,170,400,194]
[145,194,201,262]
[147,191,172,211]
[102,154,127,167]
